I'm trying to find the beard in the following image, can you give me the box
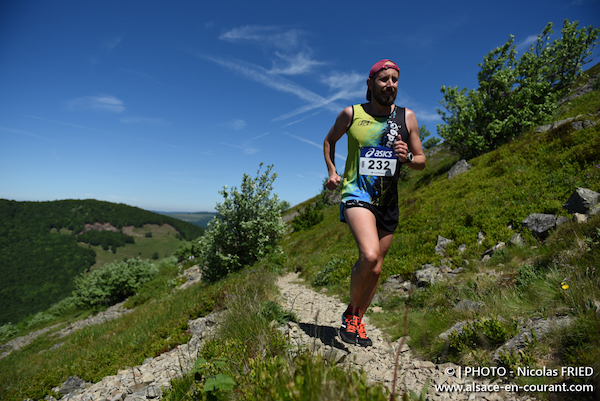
[372,88,396,107]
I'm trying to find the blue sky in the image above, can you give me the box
[1,0,599,212]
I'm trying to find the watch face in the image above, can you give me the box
[407,152,414,162]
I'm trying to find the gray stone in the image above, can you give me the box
[59,376,86,395]
[144,384,161,397]
[571,120,598,131]
[435,236,453,256]
[534,115,580,133]
[573,212,588,223]
[482,242,505,258]
[380,274,411,293]
[563,187,600,215]
[522,213,557,237]
[477,231,485,245]
[323,347,347,364]
[493,316,574,361]
[439,321,473,340]
[509,233,525,247]
[413,266,441,287]
[447,159,471,179]
[453,300,485,312]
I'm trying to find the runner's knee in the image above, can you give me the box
[358,249,379,266]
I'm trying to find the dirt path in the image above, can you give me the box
[276,272,535,401]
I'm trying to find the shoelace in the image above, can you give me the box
[357,322,369,339]
[344,315,360,334]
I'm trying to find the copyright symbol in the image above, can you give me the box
[445,367,455,377]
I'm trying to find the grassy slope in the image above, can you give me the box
[279,68,600,398]
[86,224,183,269]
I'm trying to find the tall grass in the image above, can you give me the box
[163,266,389,401]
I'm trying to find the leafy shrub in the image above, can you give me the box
[291,203,324,232]
[312,257,350,287]
[515,264,544,289]
[438,19,600,158]
[0,322,18,343]
[173,239,203,262]
[72,257,158,307]
[199,164,287,282]
[448,316,520,356]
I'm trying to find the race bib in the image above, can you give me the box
[359,146,397,177]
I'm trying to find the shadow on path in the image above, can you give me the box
[297,322,349,352]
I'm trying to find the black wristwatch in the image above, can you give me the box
[406,151,414,163]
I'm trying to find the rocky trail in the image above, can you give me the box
[10,269,538,401]
[276,272,535,401]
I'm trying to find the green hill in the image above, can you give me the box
[0,199,204,325]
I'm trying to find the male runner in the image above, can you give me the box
[323,59,426,346]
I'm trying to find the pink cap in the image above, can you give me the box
[369,59,399,79]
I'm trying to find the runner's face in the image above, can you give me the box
[370,68,398,107]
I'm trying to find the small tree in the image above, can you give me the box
[419,125,441,151]
[437,19,600,159]
[199,163,286,282]
[72,257,158,307]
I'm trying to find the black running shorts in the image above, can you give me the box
[340,200,399,233]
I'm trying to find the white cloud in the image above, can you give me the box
[284,132,345,162]
[198,54,341,113]
[516,34,539,51]
[269,51,325,75]
[227,119,246,130]
[219,25,301,50]
[220,25,323,76]
[65,95,125,113]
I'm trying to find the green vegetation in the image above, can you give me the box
[198,163,287,282]
[0,256,220,401]
[71,257,158,308]
[438,19,599,158]
[163,267,388,401]
[75,230,134,252]
[0,199,204,325]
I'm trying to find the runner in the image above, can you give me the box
[323,59,426,346]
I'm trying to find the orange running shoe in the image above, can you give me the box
[339,313,360,345]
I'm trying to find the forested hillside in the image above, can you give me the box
[0,199,205,325]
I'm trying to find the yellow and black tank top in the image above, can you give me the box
[341,104,408,207]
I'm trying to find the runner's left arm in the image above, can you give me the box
[394,108,426,170]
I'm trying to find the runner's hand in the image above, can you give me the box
[394,138,409,162]
[326,173,341,190]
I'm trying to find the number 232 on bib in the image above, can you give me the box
[359,146,397,177]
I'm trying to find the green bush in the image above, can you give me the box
[199,164,287,282]
[72,257,158,307]
[312,257,350,287]
[0,322,18,343]
[438,19,600,158]
[448,316,520,356]
[291,203,324,232]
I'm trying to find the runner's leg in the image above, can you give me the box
[343,207,386,316]
[357,229,393,319]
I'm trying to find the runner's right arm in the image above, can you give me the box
[323,106,353,190]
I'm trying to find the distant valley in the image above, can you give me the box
[157,211,217,228]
